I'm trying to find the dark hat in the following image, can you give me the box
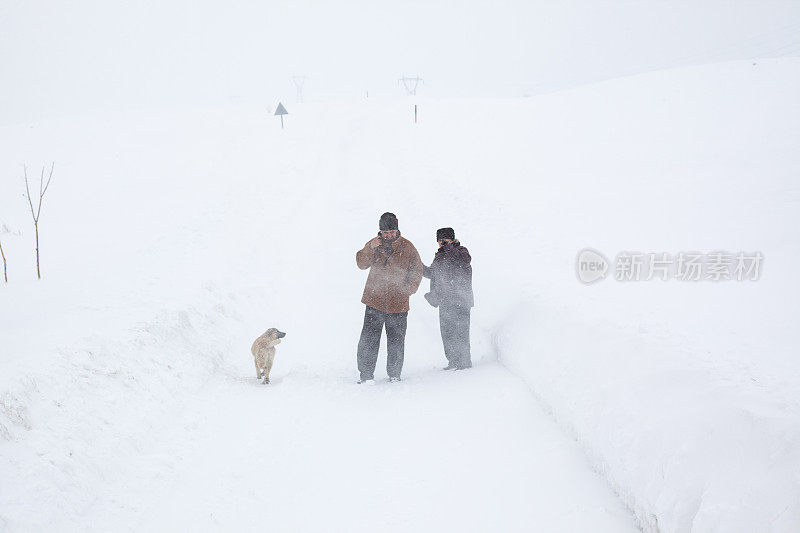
[436,227,455,241]
[379,212,398,231]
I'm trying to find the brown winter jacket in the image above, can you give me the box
[356,234,424,314]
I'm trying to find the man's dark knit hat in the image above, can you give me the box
[379,212,398,231]
[437,227,455,241]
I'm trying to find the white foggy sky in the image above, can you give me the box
[1,0,799,123]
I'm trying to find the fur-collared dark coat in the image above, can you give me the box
[423,241,474,309]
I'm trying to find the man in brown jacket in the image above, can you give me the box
[355,212,423,383]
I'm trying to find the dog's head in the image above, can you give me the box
[264,328,287,345]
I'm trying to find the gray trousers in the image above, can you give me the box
[357,306,408,380]
[439,305,472,368]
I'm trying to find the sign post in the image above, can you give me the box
[274,102,288,129]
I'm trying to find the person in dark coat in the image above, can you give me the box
[423,227,474,370]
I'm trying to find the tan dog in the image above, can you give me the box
[251,328,286,384]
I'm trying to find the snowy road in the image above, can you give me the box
[115,363,637,532]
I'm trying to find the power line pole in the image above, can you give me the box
[398,75,424,96]
[292,76,307,103]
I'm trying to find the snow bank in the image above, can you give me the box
[483,60,800,532]
[496,305,800,532]
[0,283,266,529]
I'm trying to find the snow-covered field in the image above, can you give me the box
[1,58,799,532]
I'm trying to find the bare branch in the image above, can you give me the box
[0,239,6,283]
[36,161,56,222]
[24,166,37,223]
[37,166,44,220]
[41,161,54,198]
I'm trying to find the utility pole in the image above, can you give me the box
[292,76,307,103]
[398,75,424,96]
